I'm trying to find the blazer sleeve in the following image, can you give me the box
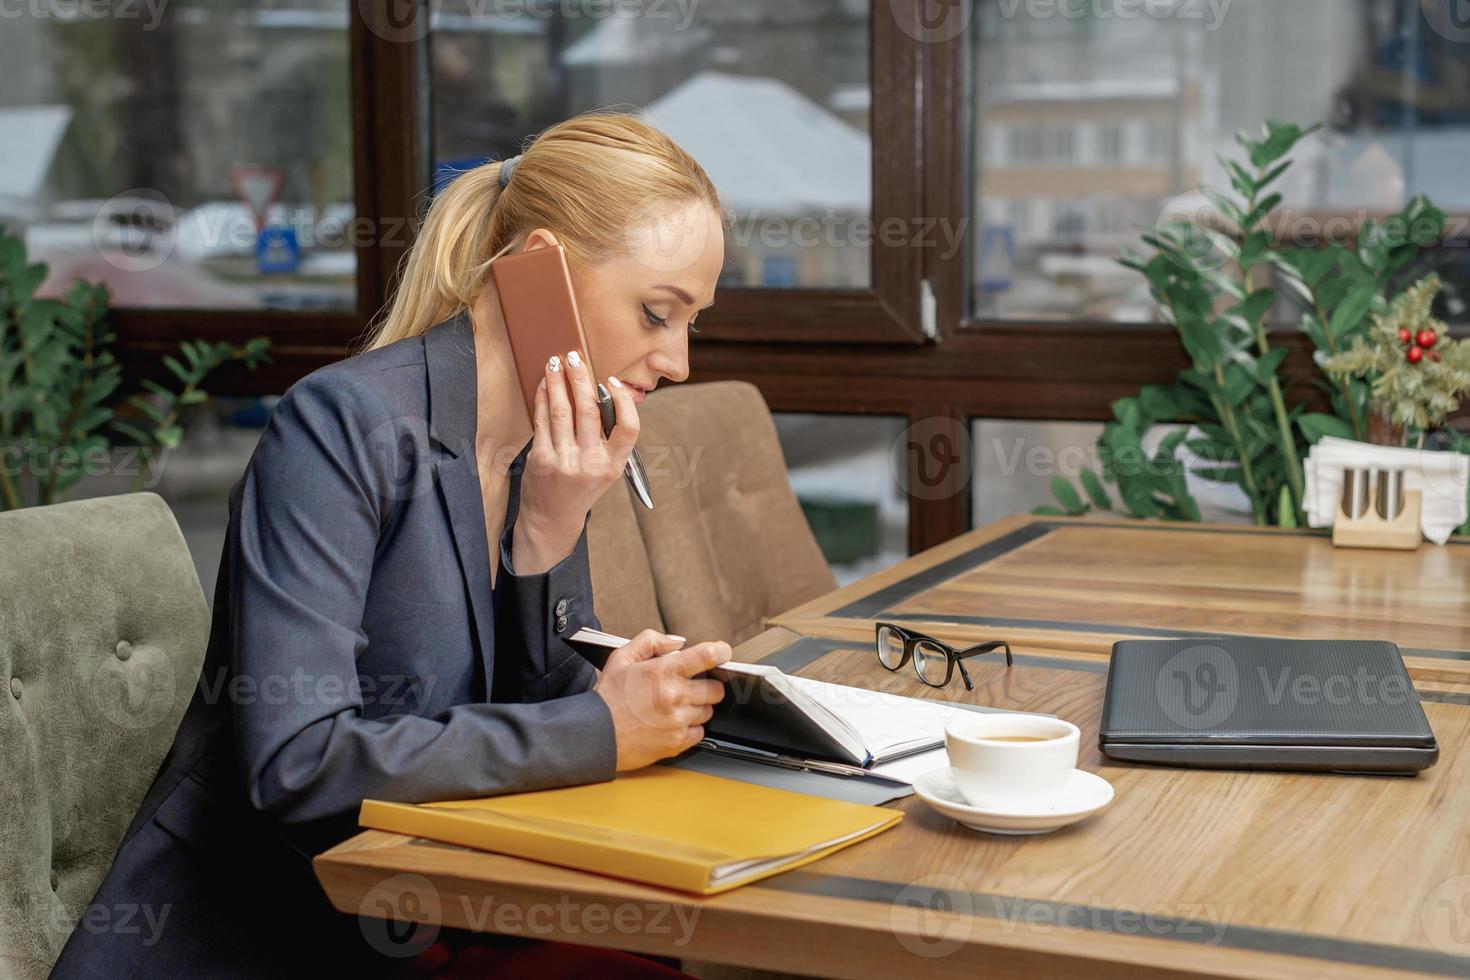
[493,514,602,703]
[230,370,617,825]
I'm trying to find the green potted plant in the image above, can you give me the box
[1036,120,1456,528]
[0,226,270,510]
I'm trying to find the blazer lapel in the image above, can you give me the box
[423,313,499,694]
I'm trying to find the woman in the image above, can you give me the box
[52,112,732,977]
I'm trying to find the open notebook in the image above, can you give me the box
[358,767,902,895]
[567,628,973,769]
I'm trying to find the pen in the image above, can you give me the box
[596,382,654,509]
[696,739,909,787]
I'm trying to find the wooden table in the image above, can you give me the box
[315,516,1470,979]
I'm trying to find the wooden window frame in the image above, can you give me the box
[110,3,1351,554]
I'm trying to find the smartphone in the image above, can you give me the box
[490,243,655,508]
[489,243,596,420]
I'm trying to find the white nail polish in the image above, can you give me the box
[608,376,622,388]
[566,350,582,368]
[548,355,561,372]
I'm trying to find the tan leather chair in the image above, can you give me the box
[588,381,836,646]
[585,473,665,639]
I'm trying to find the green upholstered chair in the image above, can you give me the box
[0,493,209,980]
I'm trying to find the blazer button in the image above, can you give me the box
[9,677,20,700]
[555,615,569,633]
[554,598,570,617]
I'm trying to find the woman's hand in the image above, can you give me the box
[593,630,732,770]
[512,349,640,574]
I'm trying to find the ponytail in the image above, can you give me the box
[362,111,723,352]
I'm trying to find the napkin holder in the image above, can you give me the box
[1333,487,1422,550]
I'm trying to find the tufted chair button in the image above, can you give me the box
[9,677,20,700]
[49,870,59,891]
[116,640,133,662]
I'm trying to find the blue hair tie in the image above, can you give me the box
[499,154,522,189]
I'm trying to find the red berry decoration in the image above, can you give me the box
[1400,328,1413,343]
[1407,346,1424,364]
[1417,329,1438,348]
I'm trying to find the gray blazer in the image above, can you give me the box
[51,313,617,977]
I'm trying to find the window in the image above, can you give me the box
[774,414,908,584]
[5,1,354,311]
[428,0,873,291]
[1097,122,1125,164]
[970,0,1470,323]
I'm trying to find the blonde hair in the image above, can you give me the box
[364,110,724,351]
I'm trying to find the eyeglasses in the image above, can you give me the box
[875,623,1013,691]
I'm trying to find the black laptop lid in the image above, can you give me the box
[1101,637,1437,748]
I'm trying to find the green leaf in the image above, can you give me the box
[1079,468,1111,509]
[1329,284,1376,340]
[110,419,151,446]
[163,355,190,382]
[1252,347,1290,383]
[1238,231,1271,269]
[1201,188,1245,227]
[1051,476,1087,516]
[1032,506,1066,517]
[1276,484,1297,528]
[1277,246,1337,287]
[1298,413,1354,444]
[1229,289,1276,329]
[1257,159,1293,190]
[1242,192,1282,231]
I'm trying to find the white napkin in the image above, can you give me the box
[1303,436,1469,544]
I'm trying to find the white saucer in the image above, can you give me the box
[912,768,1114,836]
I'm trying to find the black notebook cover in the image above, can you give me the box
[1100,637,1438,773]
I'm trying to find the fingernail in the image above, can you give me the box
[608,375,622,388]
[538,378,546,390]
[548,355,561,373]
[667,634,686,643]
[566,349,582,368]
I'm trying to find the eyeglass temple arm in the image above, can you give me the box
[954,640,1014,668]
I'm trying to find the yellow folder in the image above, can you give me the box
[359,767,902,895]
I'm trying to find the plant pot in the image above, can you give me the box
[1367,411,1407,447]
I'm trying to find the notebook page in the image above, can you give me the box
[784,675,966,760]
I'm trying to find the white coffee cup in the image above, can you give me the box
[944,714,1080,809]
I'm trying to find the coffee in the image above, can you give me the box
[945,715,1081,808]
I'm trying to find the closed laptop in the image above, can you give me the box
[1099,637,1438,773]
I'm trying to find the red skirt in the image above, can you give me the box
[393,934,691,979]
